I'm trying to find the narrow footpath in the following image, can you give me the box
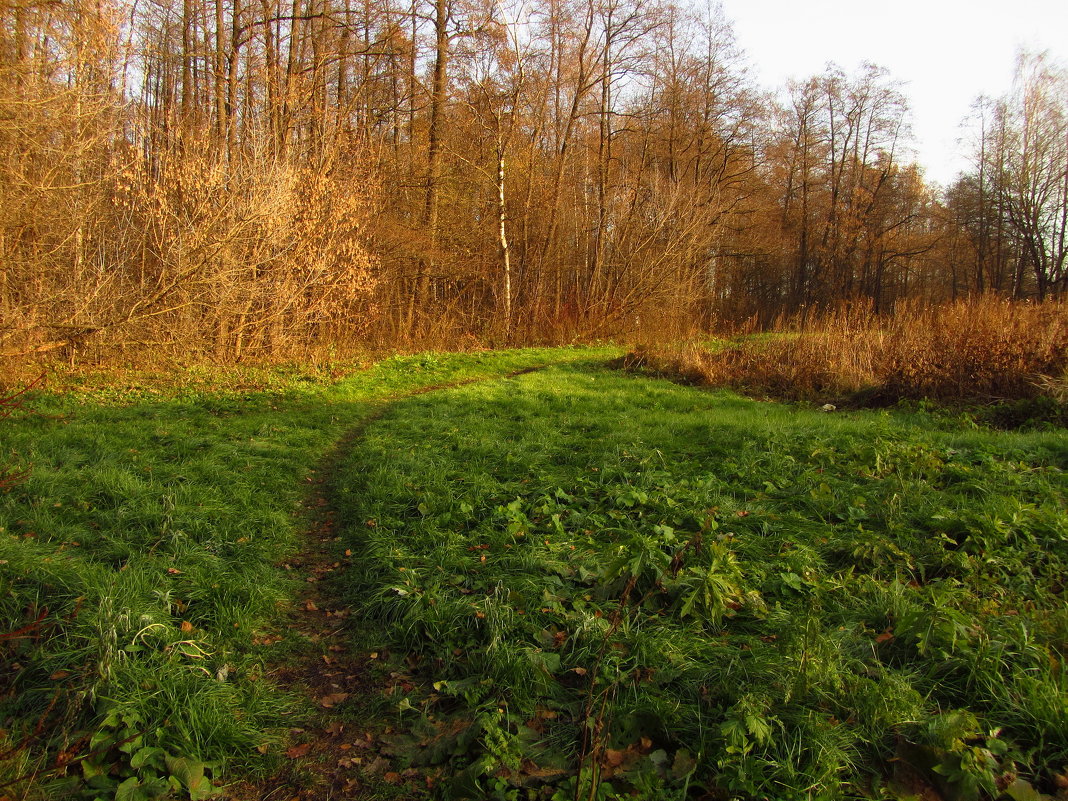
[229,368,547,800]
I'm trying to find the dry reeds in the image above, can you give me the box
[630,297,1068,403]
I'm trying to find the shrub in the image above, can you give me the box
[627,297,1068,405]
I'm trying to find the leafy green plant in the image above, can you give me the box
[894,711,1026,801]
[62,707,219,800]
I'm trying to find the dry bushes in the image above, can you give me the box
[879,300,1067,400]
[629,298,1068,404]
[0,141,379,365]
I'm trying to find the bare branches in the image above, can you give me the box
[2,0,1058,359]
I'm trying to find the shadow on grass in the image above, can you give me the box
[0,346,620,798]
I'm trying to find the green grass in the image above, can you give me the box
[0,346,617,798]
[334,365,1068,800]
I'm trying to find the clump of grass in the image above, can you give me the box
[629,298,1068,406]
[0,375,43,492]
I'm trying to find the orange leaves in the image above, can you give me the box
[319,692,350,709]
[590,738,655,781]
[285,743,311,759]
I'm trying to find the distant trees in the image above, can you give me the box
[1,0,1065,363]
[948,52,1068,299]
[742,66,938,319]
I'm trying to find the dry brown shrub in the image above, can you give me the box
[878,299,1067,400]
[612,343,711,385]
[627,297,1068,403]
[0,138,379,366]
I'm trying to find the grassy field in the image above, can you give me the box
[0,347,615,799]
[334,364,1067,800]
[1,348,1066,800]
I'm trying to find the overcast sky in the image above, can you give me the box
[715,0,1068,187]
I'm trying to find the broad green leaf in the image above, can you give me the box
[164,755,216,800]
[115,777,147,801]
[1005,778,1051,801]
[130,746,167,771]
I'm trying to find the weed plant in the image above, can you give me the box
[0,347,612,798]
[633,298,1068,408]
[335,365,1068,800]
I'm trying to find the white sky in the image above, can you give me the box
[715,0,1068,187]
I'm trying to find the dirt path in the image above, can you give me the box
[227,367,548,800]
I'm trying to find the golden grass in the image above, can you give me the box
[629,298,1068,403]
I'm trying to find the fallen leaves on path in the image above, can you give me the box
[319,692,349,708]
[285,743,311,759]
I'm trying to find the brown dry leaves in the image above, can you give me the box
[319,692,350,709]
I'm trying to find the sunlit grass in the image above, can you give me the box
[336,365,1067,799]
[0,346,617,797]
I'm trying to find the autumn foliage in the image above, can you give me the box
[0,0,1065,364]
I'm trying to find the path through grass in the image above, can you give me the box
[335,364,1067,800]
[0,347,615,799]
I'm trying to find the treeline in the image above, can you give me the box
[1,0,1066,361]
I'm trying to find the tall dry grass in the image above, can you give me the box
[630,297,1068,403]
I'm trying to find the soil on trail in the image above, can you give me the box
[226,461,417,800]
[226,368,549,800]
